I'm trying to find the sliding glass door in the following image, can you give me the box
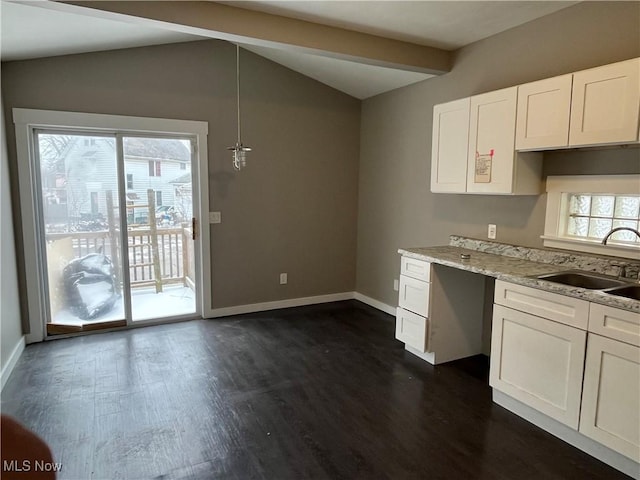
[34,130,197,335]
[122,136,196,322]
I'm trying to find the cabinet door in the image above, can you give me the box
[490,304,586,428]
[395,307,428,353]
[431,98,470,193]
[580,334,640,462]
[569,57,640,146]
[516,75,572,150]
[466,87,518,194]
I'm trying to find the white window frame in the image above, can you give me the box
[13,108,211,343]
[543,175,640,259]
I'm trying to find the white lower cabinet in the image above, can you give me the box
[492,280,640,475]
[396,258,431,354]
[580,333,640,462]
[490,303,586,428]
[395,256,484,365]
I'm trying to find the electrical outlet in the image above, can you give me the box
[209,212,221,224]
[279,273,287,285]
[488,224,497,239]
[393,279,399,291]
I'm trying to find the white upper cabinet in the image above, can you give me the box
[466,87,542,195]
[516,74,573,150]
[467,87,517,194]
[430,89,542,195]
[430,57,639,194]
[431,98,470,193]
[569,57,640,146]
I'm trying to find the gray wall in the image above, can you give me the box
[1,39,360,311]
[1,96,23,372]
[356,1,640,307]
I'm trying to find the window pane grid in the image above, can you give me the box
[566,194,640,244]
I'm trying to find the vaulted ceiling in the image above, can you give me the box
[1,1,577,98]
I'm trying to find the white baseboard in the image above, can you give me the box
[205,292,356,318]
[204,291,396,319]
[353,292,395,316]
[204,292,396,318]
[1,335,25,391]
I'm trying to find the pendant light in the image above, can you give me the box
[227,44,251,171]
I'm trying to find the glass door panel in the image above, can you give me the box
[37,132,126,334]
[122,136,196,322]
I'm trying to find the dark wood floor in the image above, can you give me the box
[1,301,630,480]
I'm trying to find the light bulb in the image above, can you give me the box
[230,144,251,171]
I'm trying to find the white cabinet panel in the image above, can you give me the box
[466,87,518,194]
[516,74,572,150]
[580,333,640,462]
[400,256,431,282]
[490,304,586,428]
[395,307,428,353]
[494,280,589,329]
[465,87,542,194]
[398,275,429,317]
[569,58,640,146]
[431,98,470,193]
[589,303,640,347]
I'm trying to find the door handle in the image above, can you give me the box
[192,217,196,240]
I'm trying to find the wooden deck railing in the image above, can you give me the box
[45,226,193,290]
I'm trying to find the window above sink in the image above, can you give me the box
[542,175,640,259]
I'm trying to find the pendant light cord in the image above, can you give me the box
[236,44,241,145]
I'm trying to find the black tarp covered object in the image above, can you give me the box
[62,253,119,320]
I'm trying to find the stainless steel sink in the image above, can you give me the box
[535,271,630,290]
[604,285,640,301]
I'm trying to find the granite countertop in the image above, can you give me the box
[399,245,640,314]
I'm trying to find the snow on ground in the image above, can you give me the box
[51,285,196,326]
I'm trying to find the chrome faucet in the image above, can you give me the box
[601,227,640,245]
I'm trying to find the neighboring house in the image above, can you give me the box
[40,135,191,228]
[169,172,193,221]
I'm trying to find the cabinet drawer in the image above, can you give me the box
[400,256,431,282]
[396,308,428,353]
[399,275,429,317]
[494,280,589,330]
[589,303,640,347]
[490,304,586,429]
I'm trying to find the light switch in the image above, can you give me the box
[209,212,221,224]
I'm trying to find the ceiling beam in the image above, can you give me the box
[54,0,451,74]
